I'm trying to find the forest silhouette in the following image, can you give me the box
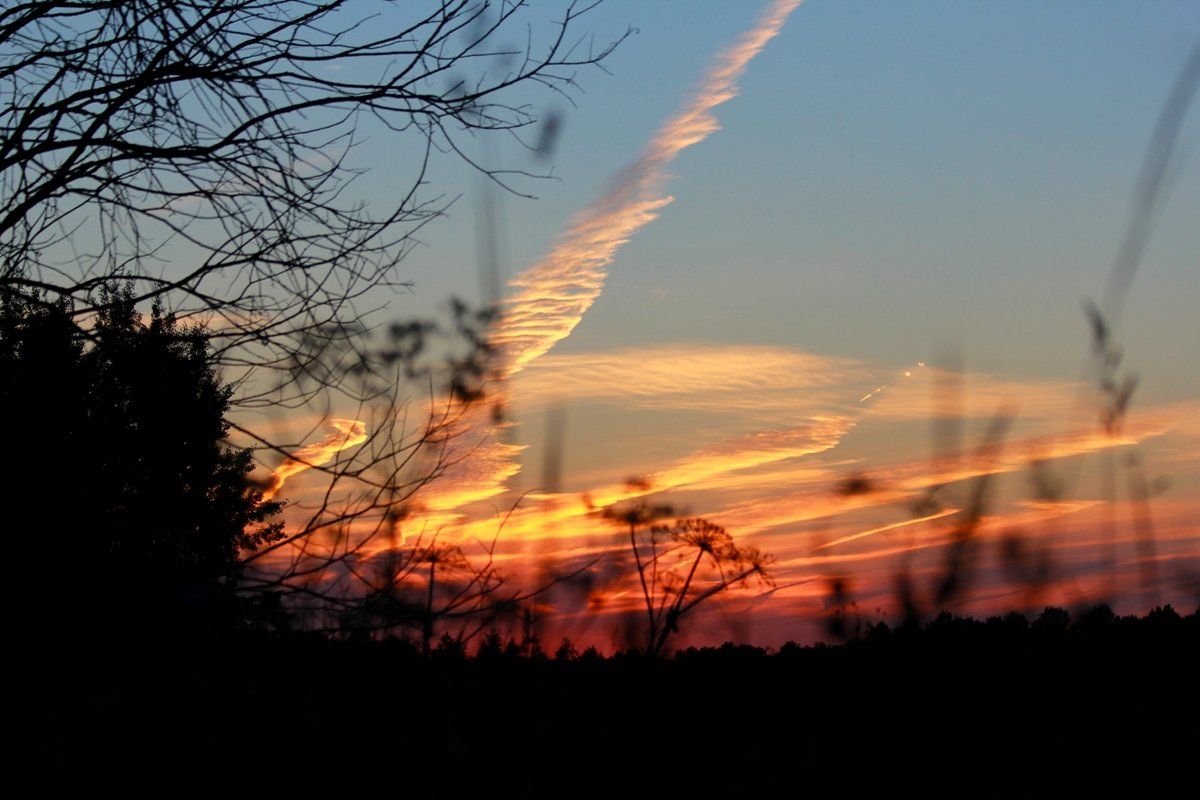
[19,598,1199,794]
[10,301,1195,793]
[2,284,283,644]
[5,2,1197,793]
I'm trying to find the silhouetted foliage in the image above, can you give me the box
[1,284,282,636]
[0,0,629,643]
[1032,605,1072,638]
[18,604,1198,795]
[431,632,467,662]
[553,637,579,661]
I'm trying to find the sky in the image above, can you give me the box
[258,0,1200,649]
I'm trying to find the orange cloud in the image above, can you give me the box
[265,418,367,500]
[711,417,1173,537]
[584,416,856,509]
[405,0,809,519]
[512,344,869,418]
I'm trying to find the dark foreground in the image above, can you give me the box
[18,606,1199,797]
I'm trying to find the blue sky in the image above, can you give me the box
[267,1,1199,643]
[386,1,1197,395]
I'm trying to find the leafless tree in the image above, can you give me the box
[1,0,627,401]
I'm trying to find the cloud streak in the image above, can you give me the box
[392,0,809,523]
[711,417,1173,537]
[513,344,868,416]
[264,418,367,500]
[490,0,806,375]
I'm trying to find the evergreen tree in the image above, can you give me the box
[1,284,282,637]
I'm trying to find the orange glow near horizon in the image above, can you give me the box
[255,0,1199,650]
[259,408,1198,650]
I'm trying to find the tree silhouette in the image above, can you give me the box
[0,1,627,638]
[2,283,282,635]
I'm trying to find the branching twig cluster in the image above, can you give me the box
[606,503,774,657]
[1,0,629,406]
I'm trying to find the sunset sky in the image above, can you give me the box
[257,1,1199,648]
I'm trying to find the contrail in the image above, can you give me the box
[401,0,806,515]
[263,418,367,500]
[266,1,805,512]
[491,0,805,375]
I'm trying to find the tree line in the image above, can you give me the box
[20,602,1198,794]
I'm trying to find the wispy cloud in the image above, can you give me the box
[711,416,1174,537]
[407,0,809,517]
[490,0,806,374]
[264,1,808,534]
[264,418,367,500]
[513,344,868,418]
